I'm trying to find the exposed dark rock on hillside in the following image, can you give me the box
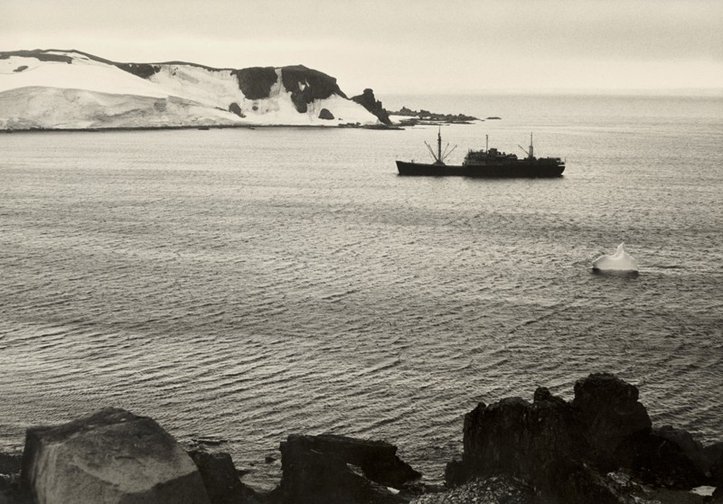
[229,102,244,117]
[116,62,161,79]
[318,108,334,120]
[281,65,346,113]
[0,50,72,64]
[232,67,278,100]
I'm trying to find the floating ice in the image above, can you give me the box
[592,243,639,273]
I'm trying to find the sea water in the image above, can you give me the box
[1,94,721,488]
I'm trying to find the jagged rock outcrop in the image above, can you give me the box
[188,450,262,504]
[21,408,210,504]
[352,88,391,125]
[447,373,720,504]
[448,393,585,488]
[278,434,421,504]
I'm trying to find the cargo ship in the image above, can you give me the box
[396,130,565,177]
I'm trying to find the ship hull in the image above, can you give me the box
[396,159,564,178]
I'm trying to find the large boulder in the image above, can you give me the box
[572,373,651,469]
[20,408,210,504]
[278,434,420,504]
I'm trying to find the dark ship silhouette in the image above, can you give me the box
[396,130,565,177]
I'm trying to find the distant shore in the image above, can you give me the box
[0,123,408,134]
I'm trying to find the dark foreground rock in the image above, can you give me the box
[446,373,720,504]
[277,434,421,504]
[572,372,651,470]
[189,450,262,504]
[3,373,719,504]
[21,408,210,504]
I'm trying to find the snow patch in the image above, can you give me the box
[0,55,167,98]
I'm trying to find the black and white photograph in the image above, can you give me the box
[1,1,721,503]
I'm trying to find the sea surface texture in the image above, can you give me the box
[1,95,721,488]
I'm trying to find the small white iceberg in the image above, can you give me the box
[592,243,639,273]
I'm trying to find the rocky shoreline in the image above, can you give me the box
[1,373,720,504]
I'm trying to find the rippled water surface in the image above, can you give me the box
[1,95,721,488]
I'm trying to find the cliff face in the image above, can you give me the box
[0,49,380,130]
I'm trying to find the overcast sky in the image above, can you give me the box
[2,0,722,94]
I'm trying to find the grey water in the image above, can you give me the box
[1,94,721,489]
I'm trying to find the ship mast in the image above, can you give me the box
[518,132,535,159]
[529,132,534,159]
[437,127,442,162]
[424,127,456,165]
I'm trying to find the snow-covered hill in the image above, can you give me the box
[0,49,382,130]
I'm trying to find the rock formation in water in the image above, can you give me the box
[0,49,384,130]
[387,106,478,124]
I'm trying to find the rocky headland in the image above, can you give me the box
[1,373,719,504]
